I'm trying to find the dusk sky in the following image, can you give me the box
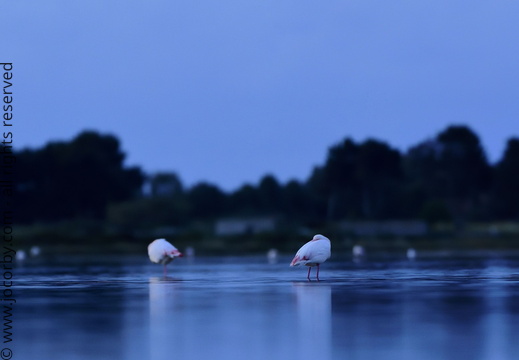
[5,1,519,191]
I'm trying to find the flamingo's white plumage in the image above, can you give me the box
[148,238,183,276]
[290,234,331,281]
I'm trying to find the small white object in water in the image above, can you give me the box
[352,245,365,258]
[185,246,195,257]
[16,250,26,262]
[407,248,417,260]
[30,246,41,257]
[267,248,278,263]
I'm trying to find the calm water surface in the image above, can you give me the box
[15,254,519,360]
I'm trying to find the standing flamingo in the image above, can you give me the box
[290,234,331,281]
[148,238,183,276]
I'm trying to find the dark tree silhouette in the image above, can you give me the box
[404,139,449,223]
[355,139,402,219]
[320,138,402,220]
[435,125,492,224]
[492,138,519,219]
[188,182,227,219]
[228,184,260,215]
[257,175,283,213]
[149,172,183,197]
[16,131,144,222]
[14,125,516,237]
[405,125,491,226]
[322,139,359,220]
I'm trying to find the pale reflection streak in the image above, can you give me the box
[481,267,515,360]
[148,277,180,360]
[293,282,332,360]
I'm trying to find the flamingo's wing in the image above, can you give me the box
[310,239,331,264]
[290,239,331,266]
[148,240,166,264]
[290,241,313,266]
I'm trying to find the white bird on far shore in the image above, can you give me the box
[290,234,331,281]
[352,245,365,258]
[30,246,41,257]
[148,239,183,276]
[16,250,26,262]
[267,248,279,263]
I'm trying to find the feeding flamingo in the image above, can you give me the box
[148,238,183,276]
[290,234,331,281]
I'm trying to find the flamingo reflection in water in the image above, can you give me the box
[148,277,181,360]
[293,282,332,360]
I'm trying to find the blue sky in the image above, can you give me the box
[5,1,519,191]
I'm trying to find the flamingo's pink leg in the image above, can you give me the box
[307,267,311,281]
[316,264,320,281]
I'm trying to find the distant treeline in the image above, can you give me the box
[13,125,519,231]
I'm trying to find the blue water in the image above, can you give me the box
[14,255,519,360]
